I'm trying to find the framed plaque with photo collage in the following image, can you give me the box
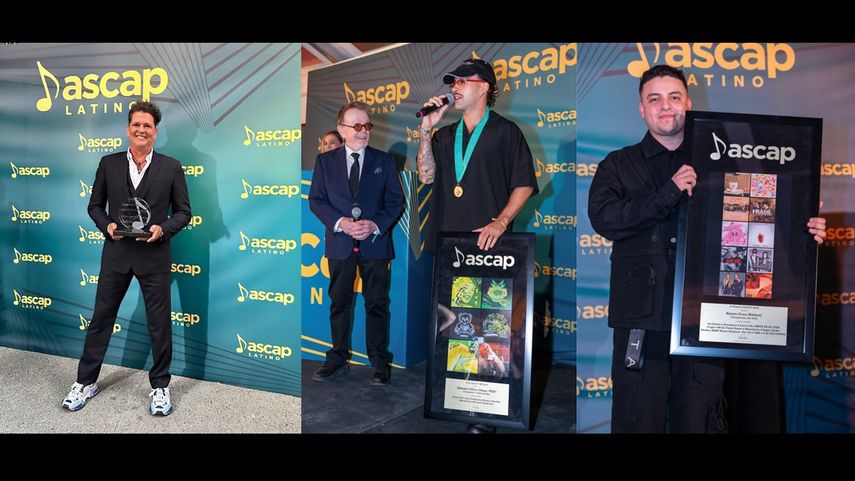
[671,111,822,362]
[424,232,534,430]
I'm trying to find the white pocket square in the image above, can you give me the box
[374,167,383,174]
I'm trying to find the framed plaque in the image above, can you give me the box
[424,232,534,430]
[671,111,821,362]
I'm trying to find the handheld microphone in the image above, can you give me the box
[415,93,454,119]
[351,206,363,252]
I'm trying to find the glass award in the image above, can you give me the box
[114,197,152,238]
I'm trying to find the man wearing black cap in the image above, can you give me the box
[416,58,538,433]
[417,58,537,253]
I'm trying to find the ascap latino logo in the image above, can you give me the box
[78,225,105,244]
[35,61,168,116]
[183,215,203,230]
[172,311,201,327]
[822,226,855,248]
[343,80,410,114]
[532,209,575,230]
[810,356,855,378]
[822,162,855,178]
[577,375,613,398]
[12,289,52,310]
[626,43,795,89]
[171,262,202,277]
[242,125,301,148]
[77,133,122,153]
[11,205,51,224]
[405,126,437,143]
[10,162,50,179]
[12,247,52,265]
[542,315,576,335]
[536,107,576,128]
[709,132,795,165]
[79,268,98,286]
[577,304,609,320]
[79,179,93,198]
[78,313,121,334]
[533,261,575,280]
[535,158,573,178]
[235,333,292,361]
[452,246,515,270]
[240,179,300,199]
[182,165,205,177]
[239,231,297,255]
[236,282,295,306]
[579,233,613,256]
[484,43,576,92]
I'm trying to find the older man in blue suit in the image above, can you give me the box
[309,101,404,385]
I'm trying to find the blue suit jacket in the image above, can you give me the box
[308,146,404,260]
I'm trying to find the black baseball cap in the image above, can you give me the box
[442,58,497,87]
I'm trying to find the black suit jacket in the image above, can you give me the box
[88,151,192,274]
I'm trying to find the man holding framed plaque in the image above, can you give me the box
[62,101,192,416]
[588,65,826,433]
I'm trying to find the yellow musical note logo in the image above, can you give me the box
[239,231,250,251]
[536,158,546,177]
[11,205,19,222]
[13,289,21,306]
[406,126,414,143]
[80,269,88,286]
[236,282,248,302]
[35,61,60,112]
[79,314,89,330]
[809,357,822,377]
[240,179,252,199]
[243,125,254,146]
[536,108,547,127]
[627,43,661,79]
[78,225,87,242]
[533,209,544,228]
[10,162,19,179]
[533,261,541,279]
[78,133,86,151]
[343,82,355,103]
[13,248,22,264]
[710,132,727,160]
[79,180,89,198]
[235,333,247,353]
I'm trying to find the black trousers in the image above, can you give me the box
[611,328,727,433]
[326,252,392,368]
[77,269,172,389]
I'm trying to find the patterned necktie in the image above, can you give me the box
[349,152,360,196]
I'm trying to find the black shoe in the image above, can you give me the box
[313,363,349,382]
[466,423,496,434]
[369,365,391,385]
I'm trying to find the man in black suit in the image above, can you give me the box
[309,101,404,385]
[62,101,192,416]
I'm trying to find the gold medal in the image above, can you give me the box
[453,184,463,198]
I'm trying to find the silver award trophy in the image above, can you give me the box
[114,197,152,238]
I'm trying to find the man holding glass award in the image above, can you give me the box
[62,101,192,416]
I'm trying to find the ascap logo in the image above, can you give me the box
[77,133,122,153]
[235,333,292,361]
[171,263,202,277]
[818,291,855,305]
[577,304,609,320]
[11,205,51,224]
[172,311,201,327]
[240,179,300,199]
[626,43,795,89]
[242,125,301,148]
[184,215,203,230]
[536,107,576,128]
[343,80,410,113]
[579,233,613,256]
[824,226,855,248]
[35,61,168,115]
[78,225,105,244]
[79,268,98,286]
[485,43,576,92]
[710,132,795,165]
[182,165,205,177]
[236,282,295,306]
[78,313,121,334]
[576,375,613,398]
[12,247,52,265]
[405,126,437,143]
[452,246,515,270]
[810,356,855,378]
[10,162,50,178]
[822,163,855,178]
[12,289,52,310]
[79,180,93,198]
[534,261,576,280]
[532,209,575,230]
[535,158,577,178]
[239,231,297,255]
[543,315,576,334]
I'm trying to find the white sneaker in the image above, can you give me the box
[62,382,99,411]
[149,387,173,416]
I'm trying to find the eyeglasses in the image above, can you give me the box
[339,122,374,132]
[450,77,488,88]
